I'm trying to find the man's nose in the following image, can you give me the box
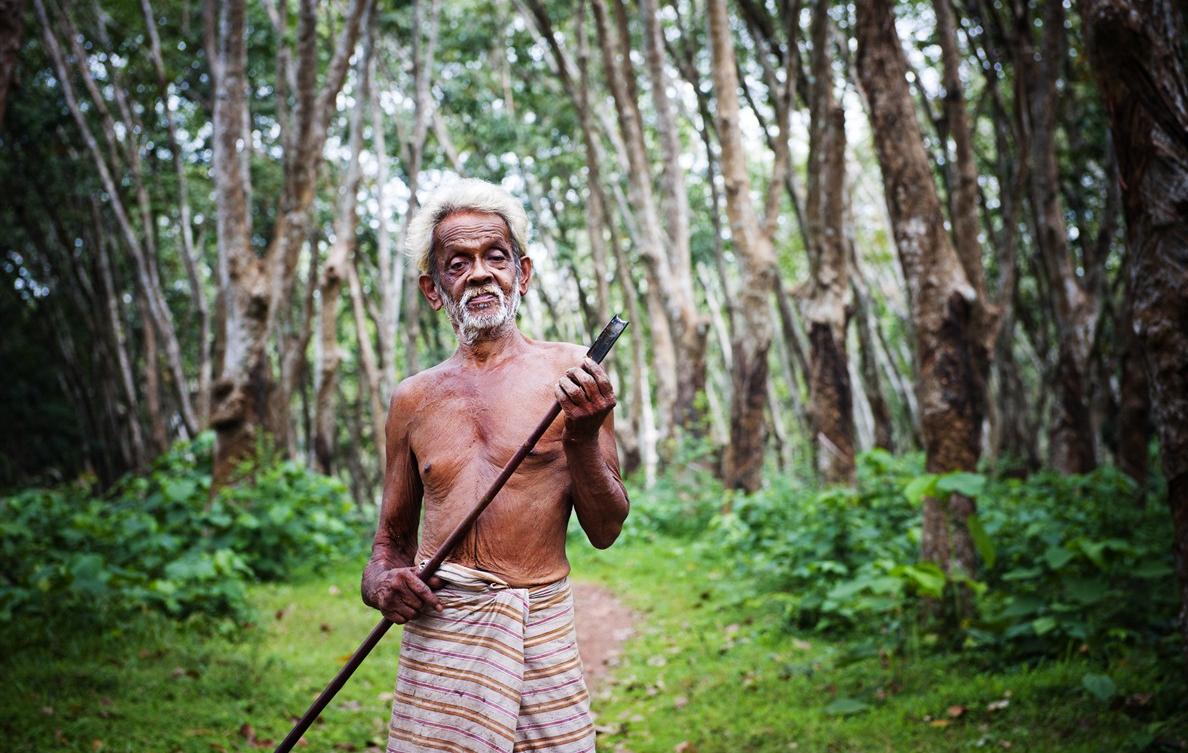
[467,257,494,284]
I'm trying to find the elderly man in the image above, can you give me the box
[361,178,630,753]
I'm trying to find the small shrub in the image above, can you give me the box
[0,432,367,624]
[623,448,1177,663]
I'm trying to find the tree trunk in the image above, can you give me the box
[708,0,778,492]
[851,274,895,452]
[1078,0,1188,666]
[0,0,26,128]
[209,0,268,486]
[36,0,199,439]
[137,289,168,455]
[590,0,679,442]
[209,0,369,486]
[1116,281,1151,488]
[94,219,147,468]
[314,21,372,473]
[141,0,212,424]
[804,0,855,484]
[1013,0,1098,473]
[640,0,709,430]
[855,0,991,578]
[348,255,387,460]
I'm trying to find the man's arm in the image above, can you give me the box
[361,385,443,623]
[555,357,630,549]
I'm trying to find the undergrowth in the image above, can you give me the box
[611,444,1180,668]
[0,432,368,625]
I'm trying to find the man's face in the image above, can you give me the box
[420,210,532,345]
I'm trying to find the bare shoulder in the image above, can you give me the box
[528,339,588,369]
[387,360,454,415]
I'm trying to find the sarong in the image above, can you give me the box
[387,562,595,753]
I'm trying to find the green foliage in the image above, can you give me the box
[623,450,1177,663]
[0,433,367,625]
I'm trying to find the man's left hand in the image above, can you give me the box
[555,357,616,441]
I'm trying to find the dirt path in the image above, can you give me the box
[572,581,636,689]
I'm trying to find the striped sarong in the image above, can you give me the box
[387,562,595,753]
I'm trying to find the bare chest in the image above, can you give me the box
[407,371,567,493]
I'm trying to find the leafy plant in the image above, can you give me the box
[622,450,1178,663]
[0,432,367,625]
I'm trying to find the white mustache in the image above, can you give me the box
[461,285,504,305]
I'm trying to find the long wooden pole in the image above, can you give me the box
[273,315,629,753]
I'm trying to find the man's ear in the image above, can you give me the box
[518,256,533,295]
[419,274,444,311]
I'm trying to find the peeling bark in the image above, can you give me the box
[804,0,855,484]
[708,0,779,492]
[856,0,991,578]
[1078,0,1188,665]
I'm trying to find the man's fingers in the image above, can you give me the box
[567,367,599,401]
[406,575,444,612]
[396,587,424,610]
[584,358,614,399]
[558,378,585,404]
[384,605,415,624]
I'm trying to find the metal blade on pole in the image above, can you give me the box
[273,315,629,753]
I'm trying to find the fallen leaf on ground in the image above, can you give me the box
[674,742,697,753]
[673,695,689,710]
[947,705,965,718]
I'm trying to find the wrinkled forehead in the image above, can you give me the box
[432,209,514,252]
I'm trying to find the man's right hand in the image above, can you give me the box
[363,567,445,624]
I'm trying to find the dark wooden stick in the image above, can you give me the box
[273,315,628,753]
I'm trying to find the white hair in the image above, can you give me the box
[404,178,530,275]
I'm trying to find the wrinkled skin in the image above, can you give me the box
[361,210,630,624]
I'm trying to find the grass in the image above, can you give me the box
[569,535,1188,753]
[1,561,402,752]
[3,535,1185,752]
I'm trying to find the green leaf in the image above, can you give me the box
[163,478,197,503]
[966,514,996,570]
[903,474,939,505]
[1002,566,1042,581]
[1064,577,1109,605]
[1082,673,1116,702]
[1031,616,1058,635]
[893,562,947,599]
[823,697,871,715]
[937,472,986,498]
[1132,560,1174,579]
[1044,545,1075,571]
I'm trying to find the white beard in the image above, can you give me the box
[437,276,522,346]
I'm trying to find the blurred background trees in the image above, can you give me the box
[2,0,1186,658]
